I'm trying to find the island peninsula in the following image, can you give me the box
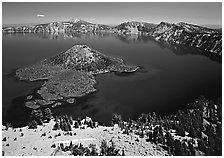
[16,45,138,108]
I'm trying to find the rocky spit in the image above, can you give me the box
[15,44,138,109]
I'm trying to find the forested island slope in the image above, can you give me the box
[15,44,138,108]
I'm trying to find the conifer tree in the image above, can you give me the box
[188,127,197,138]
[53,122,60,130]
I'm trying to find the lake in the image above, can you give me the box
[2,32,222,126]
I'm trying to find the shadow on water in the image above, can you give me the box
[3,79,100,128]
[153,40,222,63]
[3,81,46,127]
[3,96,32,128]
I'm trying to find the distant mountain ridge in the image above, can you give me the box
[2,19,222,55]
[2,19,115,33]
[149,22,222,55]
[201,24,222,30]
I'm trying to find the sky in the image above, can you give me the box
[2,2,222,26]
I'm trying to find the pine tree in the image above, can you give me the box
[74,121,79,128]
[100,139,108,156]
[69,116,73,125]
[111,114,122,126]
[188,127,197,138]
[158,133,165,144]
[174,139,183,156]
[53,122,60,130]
[198,138,207,153]
[181,142,190,156]
[89,121,94,128]
[147,131,153,141]
[28,120,37,129]
[214,137,222,156]
[64,121,69,131]
[60,119,64,130]
[139,130,144,138]
[65,115,69,123]
[176,124,185,137]
[77,118,81,126]
[153,126,159,143]
[138,113,148,124]
[43,108,53,122]
[30,109,43,125]
[55,116,59,122]
[165,131,174,148]
[122,149,125,156]
[188,141,196,156]
[89,144,98,156]
[69,141,73,150]
[68,122,72,131]
[216,122,222,138]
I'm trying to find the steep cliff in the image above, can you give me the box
[149,22,222,55]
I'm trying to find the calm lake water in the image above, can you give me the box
[2,33,222,126]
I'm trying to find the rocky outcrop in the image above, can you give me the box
[115,21,156,34]
[149,22,222,55]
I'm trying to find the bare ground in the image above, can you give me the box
[2,120,168,156]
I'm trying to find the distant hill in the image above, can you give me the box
[201,24,222,30]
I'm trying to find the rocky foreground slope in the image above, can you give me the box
[3,20,222,55]
[2,118,167,156]
[2,96,221,156]
[15,45,138,108]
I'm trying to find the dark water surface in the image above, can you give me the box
[2,33,222,126]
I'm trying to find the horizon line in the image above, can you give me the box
[2,20,222,28]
